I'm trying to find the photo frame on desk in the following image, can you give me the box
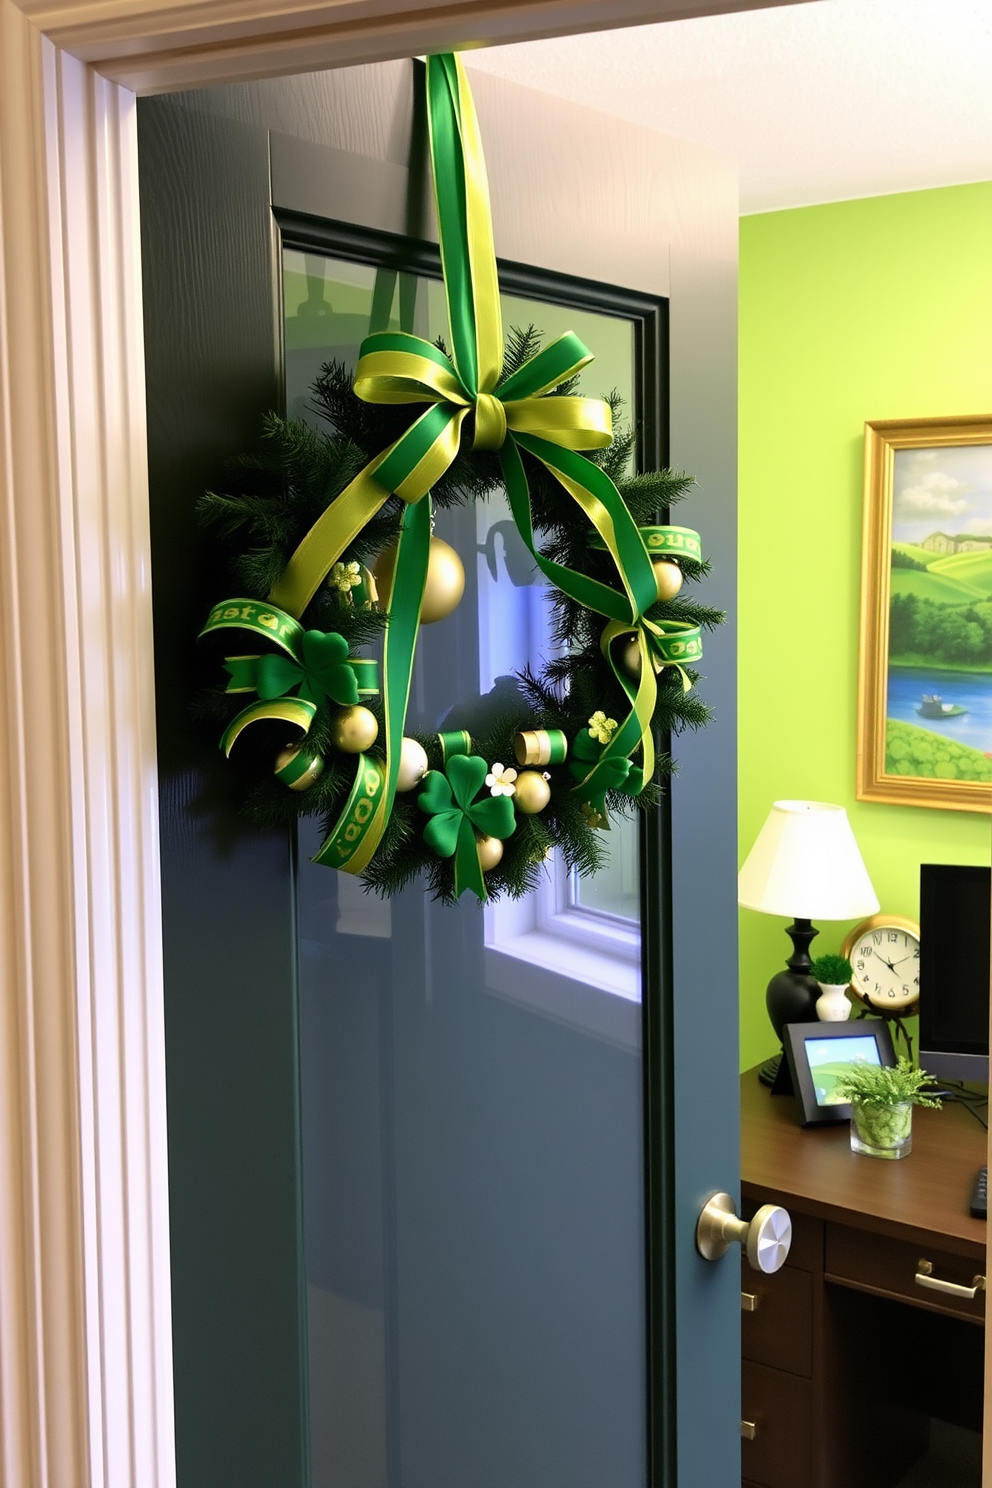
[784,1021,897,1126]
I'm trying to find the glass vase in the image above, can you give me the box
[850,1100,913,1160]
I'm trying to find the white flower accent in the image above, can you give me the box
[485,762,518,797]
[329,560,362,593]
[587,710,617,745]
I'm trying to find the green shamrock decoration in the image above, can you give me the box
[418,754,516,901]
[569,726,644,817]
[242,629,360,708]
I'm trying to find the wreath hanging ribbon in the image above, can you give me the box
[202,53,705,883]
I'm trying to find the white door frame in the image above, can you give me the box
[10,5,975,1488]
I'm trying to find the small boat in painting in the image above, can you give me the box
[916,693,968,720]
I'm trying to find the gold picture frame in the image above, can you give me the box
[857,414,992,814]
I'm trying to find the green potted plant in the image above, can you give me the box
[810,953,854,1022]
[831,1057,942,1160]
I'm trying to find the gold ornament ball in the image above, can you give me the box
[622,636,643,677]
[396,736,429,792]
[652,558,683,602]
[513,770,551,815]
[622,635,664,678]
[373,536,465,624]
[476,835,504,872]
[274,745,324,792]
[331,705,379,753]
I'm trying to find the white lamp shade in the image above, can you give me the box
[738,800,880,921]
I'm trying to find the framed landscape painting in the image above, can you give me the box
[858,415,992,813]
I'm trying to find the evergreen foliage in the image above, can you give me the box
[198,341,723,902]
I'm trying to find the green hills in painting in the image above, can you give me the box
[890,539,992,669]
[886,720,992,781]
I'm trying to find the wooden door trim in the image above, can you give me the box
[17,0,813,94]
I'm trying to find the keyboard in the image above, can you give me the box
[970,1165,987,1219]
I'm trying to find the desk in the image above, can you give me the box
[740,1066,987,1488]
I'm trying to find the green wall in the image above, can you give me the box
[738,182,992,1074]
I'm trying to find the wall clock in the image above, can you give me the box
[841,914,921,1058]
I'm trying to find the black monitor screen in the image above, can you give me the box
[918,864,991,1068]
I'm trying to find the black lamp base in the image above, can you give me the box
[759,1051,794,1095]
[763,918,821,1097]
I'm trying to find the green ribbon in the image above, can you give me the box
[438,729,472,761]
[589,525,702,564]
[418,754,516,901]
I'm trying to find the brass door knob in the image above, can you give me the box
[695,1192,792,1273]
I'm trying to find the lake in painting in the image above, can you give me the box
[886,443,992,782]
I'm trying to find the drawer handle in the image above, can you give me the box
[915,1259,986,1300]
[740,1420,757,1441]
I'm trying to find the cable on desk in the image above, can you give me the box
[937,1081,989,1130]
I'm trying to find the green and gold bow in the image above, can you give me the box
[224,630,364,708]
[418,755,516,901]
[199,601,377,758]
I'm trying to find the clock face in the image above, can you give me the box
[845,918,921,1013]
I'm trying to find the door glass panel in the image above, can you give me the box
[286,246,646,1488]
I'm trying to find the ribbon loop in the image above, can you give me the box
[473,392,507,450]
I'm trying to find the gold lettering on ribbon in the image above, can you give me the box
[332,763,383,859]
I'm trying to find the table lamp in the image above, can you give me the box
[739,800,880,1093]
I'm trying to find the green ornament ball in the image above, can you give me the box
[274,745,324,792]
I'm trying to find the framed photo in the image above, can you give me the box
[783,1020,897,1127]
[857,415,992,813]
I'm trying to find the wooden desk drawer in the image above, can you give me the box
[825,1223,986,1323]
[741,1360,811,1488]
[741,1261,813,1376]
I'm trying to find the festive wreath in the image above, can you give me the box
[196,53,723,903]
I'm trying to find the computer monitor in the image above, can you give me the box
[918,863,991,1084]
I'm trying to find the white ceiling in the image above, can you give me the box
[464,0,992,214]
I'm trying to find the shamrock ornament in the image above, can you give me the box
[588,711,618,745]
[245,629,360,709]
[418,754,516,900]
[570,716,644,820]
[328,560,363,595]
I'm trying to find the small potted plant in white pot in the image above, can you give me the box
[810,953,854,1022]
[831,1057,942,1160]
